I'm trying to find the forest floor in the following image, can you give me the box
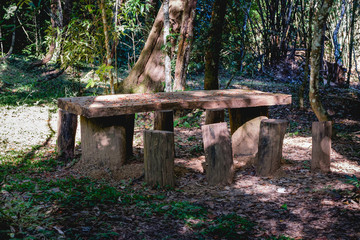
[1,57,360,239]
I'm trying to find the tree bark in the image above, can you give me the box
[119,0,184,94]
[173,0,197,91]
[309,0,334,121]
[299,0,313,109]
[333,0,346,66]
[347,0,357,86]
[204,0,227,123]
[100,0,115,94]
[163,0,172,92]
[204,0,227,90]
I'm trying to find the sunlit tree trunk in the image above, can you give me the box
[173,0,197,91]
[163,0,172,92]
[100,0,115,94]
[309,0,334,121]
[120,0,184,93]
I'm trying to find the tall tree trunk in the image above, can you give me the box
[353,49,360,82]
[100,0,115,94]
[119,0,184,93]
[113,0,122,85]
[309,0,334,121]
[347,0,357,86]
[333,0,346,66]
[163,0,172,92]
[204,0,227,124]
[204,0,227,90]
[34,10,39,54]
[173,0,197,91]
[299,0,313,109]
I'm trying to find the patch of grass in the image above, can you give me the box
[267,236,296,240]
[0,57,99,107]
[194,213,254,240]
[147,201,207,220]
[0,147,63,177]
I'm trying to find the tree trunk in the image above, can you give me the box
[309,0,334,121]
[100,0,115,94]
[353,49,360,82]
[347,0,357,86]
[163,0,172,92]
[204,0,227,123]
[204,0,227,90]
[119,0,184,94]
[333,0,346,66]
[173,0,197,91]
[299,0,313,109]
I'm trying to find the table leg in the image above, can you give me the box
[57,109,77,160]
[228,106,269,135]
[154,110,174,132]
[80,115,133,172]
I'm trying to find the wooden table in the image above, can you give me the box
[57,89,291,170]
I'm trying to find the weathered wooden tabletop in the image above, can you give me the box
[58,89,292,118]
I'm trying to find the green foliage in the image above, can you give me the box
[346,175,360,188]
[151,201,207,220]
[174,110,203,128]
[267,236,296,240]
[195,213,254,240]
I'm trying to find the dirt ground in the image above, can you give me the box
[1,96,360,239]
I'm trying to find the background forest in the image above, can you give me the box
[1,0,360,94]
[1,0,360,239]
